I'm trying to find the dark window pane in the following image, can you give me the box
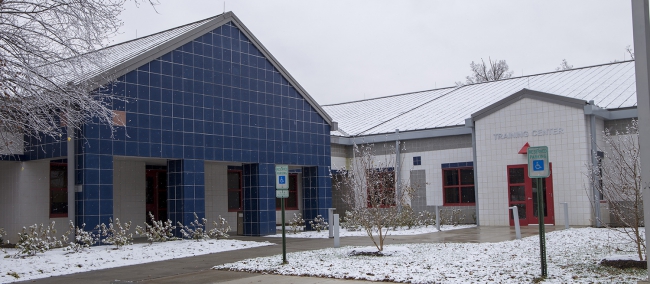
[509,168,525,184]
[509,186,526,201]
[444,170,459,186]
[510,204,526,220]
[461,187,475,203]
[228,191,240,210]
[286,191,297,208]
[228,172,240,189]
[50,166,67,188]
[444,187,460,204]
[146,176,155,204]
[460,169,474,185]
[50,190,68,214]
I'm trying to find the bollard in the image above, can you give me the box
[328,208,335,238]
[333,214,340,248]
[435,205,441,231]
[511,206,521,240]
[561,202,569,229]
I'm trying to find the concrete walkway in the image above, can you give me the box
[21,225,561,284]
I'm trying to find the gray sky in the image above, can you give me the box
[115,0,634,105]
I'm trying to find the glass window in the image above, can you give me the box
[50,163,68,218]
[413,156,421,166]
[227,170,242,211]
[442,167,475,205]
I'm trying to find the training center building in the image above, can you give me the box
[0,12,334,243]
[325,61,638,227]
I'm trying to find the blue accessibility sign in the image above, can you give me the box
[533,160,544,171]
[279,176,286,184]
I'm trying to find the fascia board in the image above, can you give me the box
[331,126,471,145]
[471,88,587,121]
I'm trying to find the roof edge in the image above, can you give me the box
[471,88,588,121]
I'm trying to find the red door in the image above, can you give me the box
[508,164,554,226]
[146,170,168,223]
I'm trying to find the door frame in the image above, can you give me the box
[508,164,555,226]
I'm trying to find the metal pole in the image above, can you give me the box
[511,206,521,240]
[631,0,650,278]
[66,126,75,227]
[435,205,441,231]
[333,214,340,248]
[589,111,601,227]
[471,122,480,226]
[395,129,401,212]
[561,202,569,230]
[328,208,335,238]
[281,198,287,264]
[537,178,547,277]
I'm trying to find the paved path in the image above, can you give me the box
[21,225,561,284]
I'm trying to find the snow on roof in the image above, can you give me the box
[326,61,637,137]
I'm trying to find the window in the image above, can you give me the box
[413,156,422,166]
[276,174,298,210]
[50,163,68,218]
[442,167,475,205]
[227,170,242,211]
[367,169,395,208]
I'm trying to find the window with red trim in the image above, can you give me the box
[50,163,68,218]
[367,170,395,208]
[227,170,242,211]
[276,174,298,210]
[442,167,475,205]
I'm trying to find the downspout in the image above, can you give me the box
[395,129,401,212]
[465,118,479,226]
[66,126,76,226]
[589,101,601,227]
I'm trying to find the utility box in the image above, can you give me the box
[237,211,244,235]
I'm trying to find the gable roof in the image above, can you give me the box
[325,61,637,137]
[70,12,333,125]
[471,89,588,121]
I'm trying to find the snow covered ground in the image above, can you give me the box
[0,239,272,283]
[216,228,646,283]
[269,225,476,238]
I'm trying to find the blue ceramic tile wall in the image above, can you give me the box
[302,165,332,230]
[18,21,331,236]
[168,159,205,232]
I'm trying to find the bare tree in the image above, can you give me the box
[333,143,414,252]
[590,119,644,261]
[556,59,573,71]
[626,45,635,60]
[0,0,157,153]
[455,57,513,86]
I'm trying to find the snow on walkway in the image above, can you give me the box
[268,225,476,238]
[0,239,272,283]
[216,228,646,283]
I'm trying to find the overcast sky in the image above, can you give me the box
[115,1,634,105]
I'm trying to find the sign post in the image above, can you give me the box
[275,164,289,264]
[528,146,549,278]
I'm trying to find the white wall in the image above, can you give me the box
[0,160,66,244]
[205,162,237,231]
[113,158,145,227]
[475,98,592,226]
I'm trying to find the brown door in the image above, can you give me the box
[508,164,554,226]
[146,170,168,223]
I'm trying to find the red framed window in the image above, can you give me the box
[50,163,68,218]
[227,170,242,212]
[442,167,475,205]
[276,174,298,210]
[367,170,396,208]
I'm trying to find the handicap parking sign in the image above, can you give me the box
[528,146,549,178]
[279,176,286,184]
[533,160,544,171]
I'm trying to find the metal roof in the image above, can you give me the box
[325,61,637,137]
[61,12,334,125]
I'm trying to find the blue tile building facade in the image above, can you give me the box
[14,16,332,236]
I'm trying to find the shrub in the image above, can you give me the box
[135,212,177,244]
[342,210,361,231]
[177,213,209,241]
[63,221,98,252]
[392,205,417,229]
[309,215,328,232]
[289,213,305,234]
[15,222,62,256]
[0,228,6,244]
[417,210,436,227]
[96,218,133,249]
[208,215,230,240]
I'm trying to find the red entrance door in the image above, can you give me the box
[508,164,555,226]
[146,170,167,223]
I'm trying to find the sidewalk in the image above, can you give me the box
[21,225,560,284]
